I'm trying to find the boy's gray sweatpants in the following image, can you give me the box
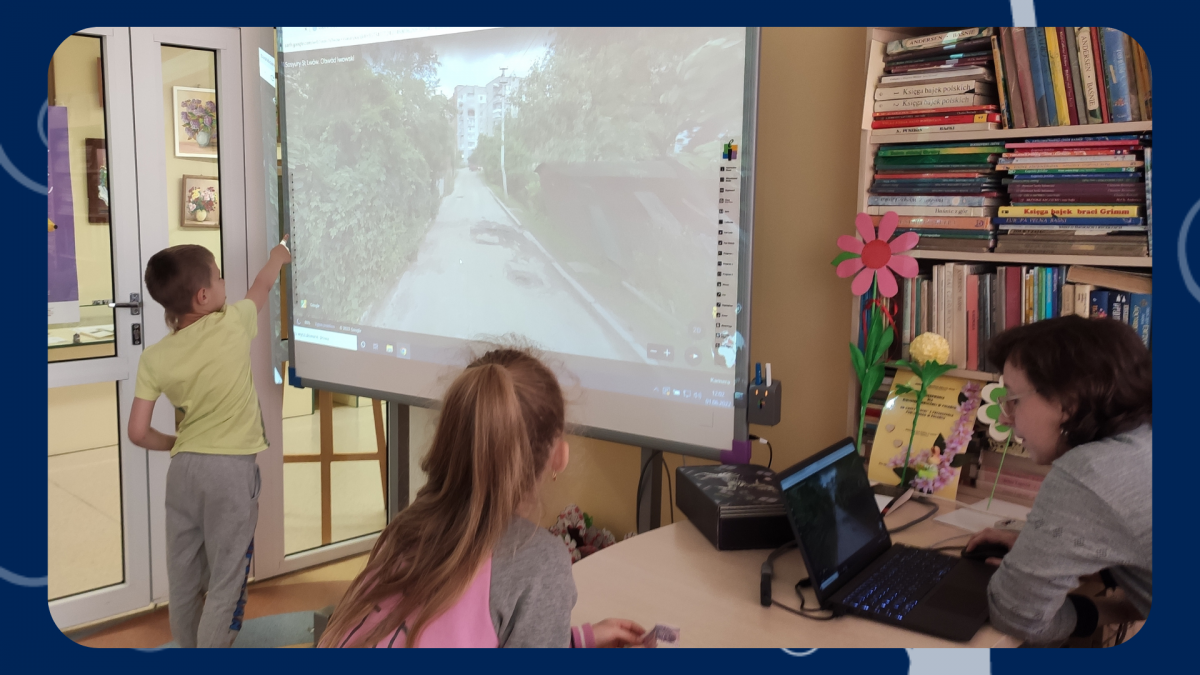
[165,452,260,648]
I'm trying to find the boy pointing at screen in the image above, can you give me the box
[127,239,291,648]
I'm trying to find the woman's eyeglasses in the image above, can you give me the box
[998,392,1026,417]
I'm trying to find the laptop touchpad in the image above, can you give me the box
[922,563,992,615]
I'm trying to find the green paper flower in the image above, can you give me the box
[977,380,1019,442]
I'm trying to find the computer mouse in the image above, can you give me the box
[962,542,1010,562]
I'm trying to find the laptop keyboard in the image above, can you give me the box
[842,547,955,623]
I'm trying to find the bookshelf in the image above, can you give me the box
[868,120,1151,145]
[848,28,1153,501]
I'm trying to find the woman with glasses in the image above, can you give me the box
[964,315,1151,646]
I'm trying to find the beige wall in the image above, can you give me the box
[161,46,223,266]
[503,28,867,538]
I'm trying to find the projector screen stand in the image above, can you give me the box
[637,447,663,533]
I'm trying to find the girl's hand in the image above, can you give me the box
[591,618,646,648]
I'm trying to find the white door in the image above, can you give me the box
[47,27,152,629]
[128,27,249,604]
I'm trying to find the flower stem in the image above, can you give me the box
[856,402,868,456]
[987,432,1013,510]
[899,390,925,488]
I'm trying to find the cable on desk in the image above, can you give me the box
[886,496,939,534]
[634,452,657,534]
[773,582,835,621]
[657,454,675,524]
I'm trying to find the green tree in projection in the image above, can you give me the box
[492,28,748,329]
[285,44,455,321]
[507,28,745,165]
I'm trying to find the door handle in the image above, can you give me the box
[109,293,142,316]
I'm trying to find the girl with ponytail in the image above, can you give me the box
[319,348,643,648]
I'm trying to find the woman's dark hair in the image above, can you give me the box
[987,315,1151,448]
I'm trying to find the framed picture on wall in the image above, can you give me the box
[173,86,218,158]
[181,175,220,228]
[85,138,109,224]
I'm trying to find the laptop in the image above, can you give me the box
[776,437,996,642]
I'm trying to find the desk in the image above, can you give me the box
[571,501,1020,648]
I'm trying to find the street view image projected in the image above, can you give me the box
[281,27,747,377]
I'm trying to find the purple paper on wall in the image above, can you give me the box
[48,105,80,325]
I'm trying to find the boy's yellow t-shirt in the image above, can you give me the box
[134,299,268,457]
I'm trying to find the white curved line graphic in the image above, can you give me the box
[1178,197,1200,304]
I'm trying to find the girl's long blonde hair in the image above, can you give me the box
[318,348,565,648]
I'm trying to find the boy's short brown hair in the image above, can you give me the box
[144,245,216,330]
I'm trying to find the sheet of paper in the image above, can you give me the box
[48,335,68,346]
[934,499,1031,533]
[875,494,891,512]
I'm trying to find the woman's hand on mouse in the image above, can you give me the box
[966,528,1019,565]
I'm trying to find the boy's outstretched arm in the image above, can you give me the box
[128,397,177,451]
[246,237,293,313]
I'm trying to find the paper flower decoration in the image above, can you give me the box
[976,379,1021,508]
[834,212,920,297]
[831,212,922,456]
[977,381,1017,442]
[894,332,965,489]
[909,332,950,367]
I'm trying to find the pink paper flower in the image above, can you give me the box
[836,212,919,298]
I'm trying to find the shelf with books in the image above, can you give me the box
[905,250,1152,268]
[868,120,1151,145]
[847,27,1155,457]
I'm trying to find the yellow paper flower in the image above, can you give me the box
[909,332,950,366]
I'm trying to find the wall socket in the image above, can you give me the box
[747,380,781,426]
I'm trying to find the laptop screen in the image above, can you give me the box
[778,440,890,600]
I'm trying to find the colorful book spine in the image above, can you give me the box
[1055,27,1081,125]
[1145,146,1153,258]
[867,205,997,217]
[872,122,1001,136]
[875,80,996,101]
[999,205,1142,218]
[1099,28,1135,123]
[1011,28,1040,128]
[1121,32,1144,122]
[874,93,997,112]
[1074,284,1093,317]
[868,195,999,207]
[990,36,1012,129]
[1090,28,1110,122]
[1073,29,1103,123]
[1063,28,1089,125]
[1090,290,1111,319]
[1025,28,1058,126]
[1044,28,1072,125]
[871,113,1001,128]
[1131,39,1152,120]
[887,27,996,55]
[999,28,1027,128]
[1129,293,1152,347]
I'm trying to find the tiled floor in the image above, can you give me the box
[69,553,369,648]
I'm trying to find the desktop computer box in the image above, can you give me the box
[675,465,794,550]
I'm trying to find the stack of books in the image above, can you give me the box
[873,28,1000,136]
[992,27,1151,129]
[974,450,1049,506]
[867,141,1003,252]
[994,134,1149,256]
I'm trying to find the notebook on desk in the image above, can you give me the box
[776,437,996,642]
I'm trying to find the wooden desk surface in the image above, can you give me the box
[571,501,1020,648]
